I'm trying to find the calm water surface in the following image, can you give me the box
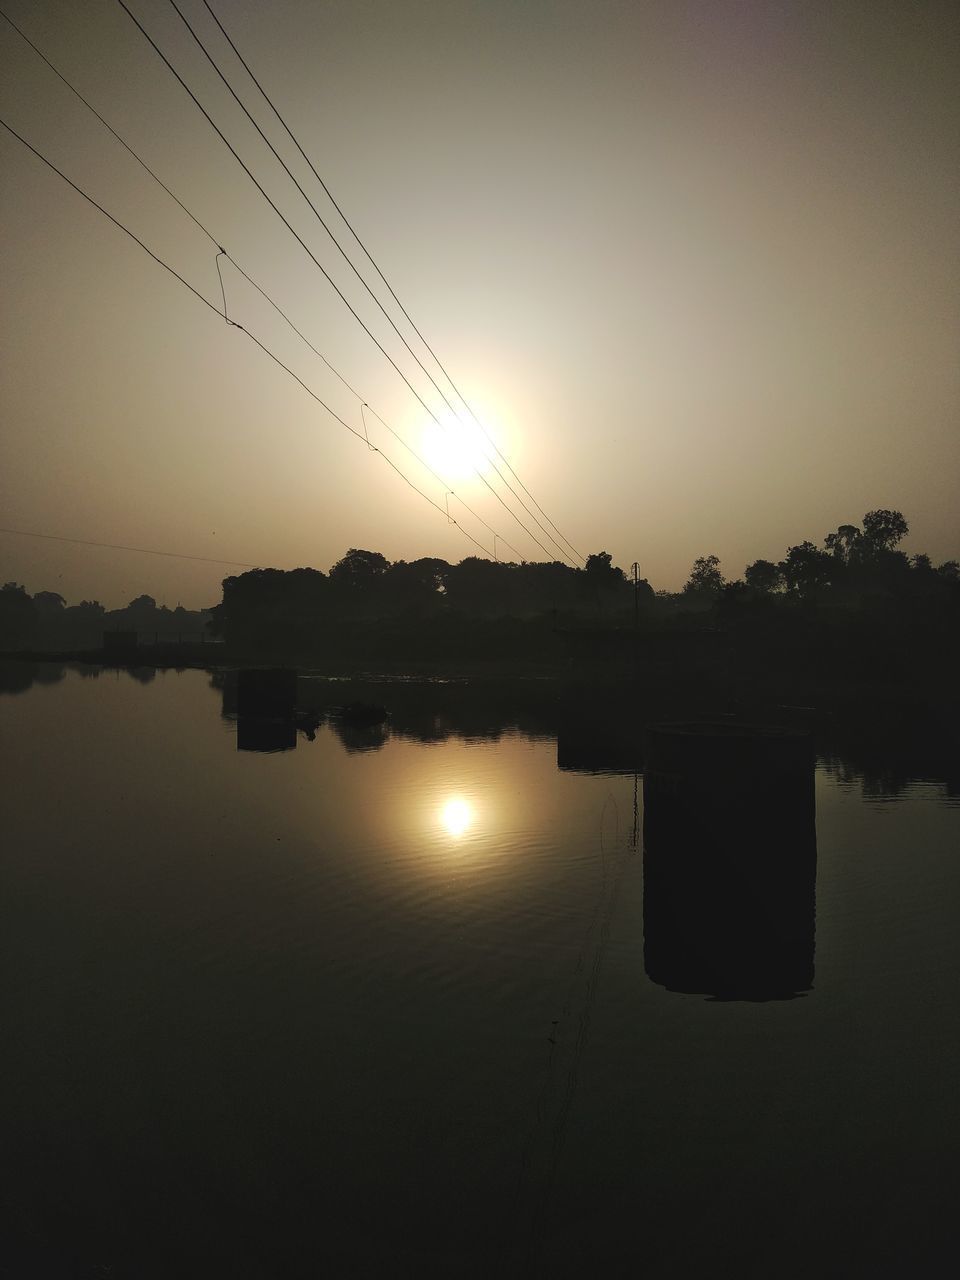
[1,668,957,1277]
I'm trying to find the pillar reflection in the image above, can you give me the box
[643,723,816,1001]
[236,717,297,754]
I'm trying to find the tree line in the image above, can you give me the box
[2,508,956,657]
[682,509,957,603]
[208,548,643,649]
[0,588,211,652]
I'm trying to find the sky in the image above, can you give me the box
[1,0,958,607]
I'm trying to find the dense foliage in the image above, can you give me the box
[2,510,956,672]
[0,587,210,651]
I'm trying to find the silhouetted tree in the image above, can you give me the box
[381,558,449,616]
[56,599,106,649]
[683,555,724,596]
[744,559,784,593]
[212,568,330,649]
[824,524,862,562]
[779,542,833,598]
[861,509,908,554]
[329,548,390,592]
[633,576,655,604]
[0,583,38,650]
[446,557,520,616]
[69,600,105,620]
[126,594,158,615]
[520,560,582,614]
[580,551,627,614]
[32,591,66,618]
[584,552,624,588]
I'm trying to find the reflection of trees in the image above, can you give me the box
[293,677,562,750]
[126,667,156,685]
[0,661,60,695]
[32,664,66,687]
[215,671,960,793]
[6,662,960,805]
[822,756,911,798]
[821,751,959,802]
[329,717,390,754]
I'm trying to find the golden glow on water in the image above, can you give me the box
[440,796,474,838]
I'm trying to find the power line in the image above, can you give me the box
[170,3,457,421]
[172,0,572,567]
[0,526,259,568]
[0,6,220,249]
[173,0,577,567]
[113,0,564,565]
[0,115,221,313]
[0,114,493,562]
[0,9,520,562]
[221,257,523,562]
[199,0,585,566]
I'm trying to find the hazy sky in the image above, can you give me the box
[2,0,958,606]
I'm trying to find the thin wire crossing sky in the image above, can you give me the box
[1,0,958,606]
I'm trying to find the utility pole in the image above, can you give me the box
[631,562,642,631]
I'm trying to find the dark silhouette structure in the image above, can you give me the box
[556,705,643,774]
[236,668,297,719]
[234,668,300,752]
[643,723,817,1000]
[236,717,297,753]
[226,669,326,752]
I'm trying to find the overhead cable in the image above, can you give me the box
[0,525,259,568]
[0,8,520,561]
[113,0,562,564]
[0,114,493,561]
[0,7,219,248]
[223,257,524,561]
[199,0,585,566]
[169,0,574,566]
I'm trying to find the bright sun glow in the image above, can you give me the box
[440,796,473,838]
[421,419,494,484]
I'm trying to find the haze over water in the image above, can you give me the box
[2,666,957,1275]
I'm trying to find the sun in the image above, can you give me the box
[421,418,493,485]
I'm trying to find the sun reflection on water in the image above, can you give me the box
[440,796,474,838]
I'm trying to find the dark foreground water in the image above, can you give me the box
[1,667,957,1278]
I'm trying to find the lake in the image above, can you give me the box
[1,665,957,1277]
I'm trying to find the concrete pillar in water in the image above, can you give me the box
[235,669,298,752]
[236,668,297,719]
[643,722,816,1000]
